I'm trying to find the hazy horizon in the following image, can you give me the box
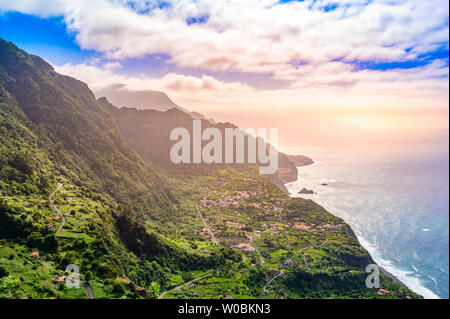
[1,1,448,156]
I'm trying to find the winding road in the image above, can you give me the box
[248,236,265,265]
[81,280,95,299]
[50,183,94,299]
[302,253,311,271]
[320,236,328,247]
[263,270,284,293]
[255,248,265,266]
[298,245,313,270]
[159,272,212,298]
[261,236,328,293]
[297,236,328,270]
[195,204,219,245]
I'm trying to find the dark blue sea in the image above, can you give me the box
[285,149,449,298]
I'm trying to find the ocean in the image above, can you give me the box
[284,149,449,299]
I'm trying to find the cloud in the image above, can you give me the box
[54,58,448,115]
[103,62,121,70]
[4,0,447,122]
[1,0,448,79]
[54,63,256,102]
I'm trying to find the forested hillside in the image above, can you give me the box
[99,97,298,190]
[0,38,420,299]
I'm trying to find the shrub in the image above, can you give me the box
[0,266,8,278]
[84,271,93,281]
[10,151,34,176]
[112,282,124,294]
[148,281,160,298]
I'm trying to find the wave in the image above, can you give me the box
[287,183,441,298]
[428,275,438,287]
[285,158,446,299]
[357,236,441,299]
[326,205,441,299]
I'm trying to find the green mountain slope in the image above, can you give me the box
[0,38,421,299]
[0,39,175,212]
[98,97,297,191]
[0,38,235,298]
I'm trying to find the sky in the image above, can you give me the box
[0,0,448,153]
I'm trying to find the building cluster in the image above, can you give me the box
[198,188,286,219]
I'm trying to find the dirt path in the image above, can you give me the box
[49,183,65,233]
[159,272,212,298]
[195,204,219,245]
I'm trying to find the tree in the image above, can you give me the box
[112,282,124,294]
[11,151,34,176]
[84,271,93,281]
[0,198,7,211]
[0,266,8,278]
[42,234,57,250]
[0,276,20,297]
[148,281,160,298]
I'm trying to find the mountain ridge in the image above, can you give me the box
[0,38,421,299]
[97,96,298,192]
[95,86,213,122]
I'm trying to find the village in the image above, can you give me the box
[194,186,346,259]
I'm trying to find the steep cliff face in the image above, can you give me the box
[98,96,297,193]
[287,155,314,167]
[277,154,315,184]
[95,87,180,112]
[0,38,173,211]
[277,152,299,184]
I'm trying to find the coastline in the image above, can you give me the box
[357,234,439,299]
[284,163,426,299]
